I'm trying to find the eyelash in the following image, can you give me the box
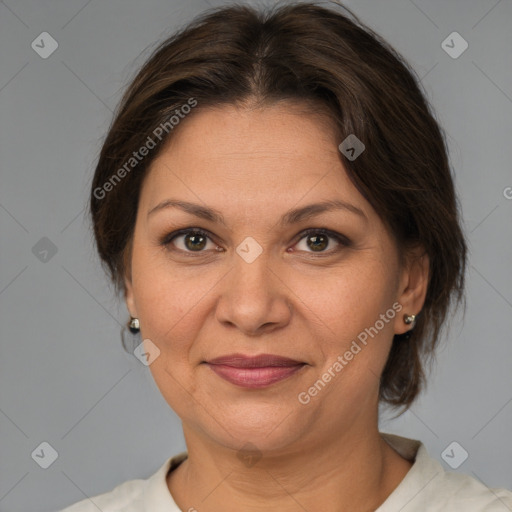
[160,227,351,256]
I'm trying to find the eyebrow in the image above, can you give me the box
[147,199,367,225]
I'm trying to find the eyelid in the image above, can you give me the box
[294,228,352,248]
[161,227,212,244]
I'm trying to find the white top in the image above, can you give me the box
[59,433,512,511]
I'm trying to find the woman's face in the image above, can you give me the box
[125,102,425,453]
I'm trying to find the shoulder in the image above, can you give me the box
[430,468,512,510]
[58,452,187,512]
[379,433,512,511]
[58,477,145,512]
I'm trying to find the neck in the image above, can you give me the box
[167,420,412,512]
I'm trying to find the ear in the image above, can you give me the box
[124,272,138,319]
[123,246,138,319]
[394,246,429,335]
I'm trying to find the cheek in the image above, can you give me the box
[130,245,222,359]
[130,250,207,412]
[291,259,399,390]
[130,247,184,340]
[294,260,397,333]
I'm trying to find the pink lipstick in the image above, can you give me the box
[204,353,306,388]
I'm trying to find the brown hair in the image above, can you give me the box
[89,1,467,410]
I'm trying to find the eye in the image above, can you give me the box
[161,227,351,256]
[162,228,220,253]
[293,228,351,254]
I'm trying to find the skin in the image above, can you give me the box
[124,101,430,512]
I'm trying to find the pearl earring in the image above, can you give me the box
[403,314,416,326]
[129,317,140,333]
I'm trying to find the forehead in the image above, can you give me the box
[138,103,371,221]
[164,102,338,161]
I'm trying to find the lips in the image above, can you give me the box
[204,353,306,388]
[206,353,304,367]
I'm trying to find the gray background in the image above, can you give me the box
[0,0,511,510]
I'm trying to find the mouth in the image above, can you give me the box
[202,353,307,388]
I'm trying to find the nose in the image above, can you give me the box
[214,252,293,336]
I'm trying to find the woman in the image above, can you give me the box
[60,2,512,511]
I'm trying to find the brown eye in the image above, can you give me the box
[306,233,328,251]
[162,229,217,253]
[294,228,351,254]
[184,232,207,251]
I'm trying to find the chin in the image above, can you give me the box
[198,403,314,454]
